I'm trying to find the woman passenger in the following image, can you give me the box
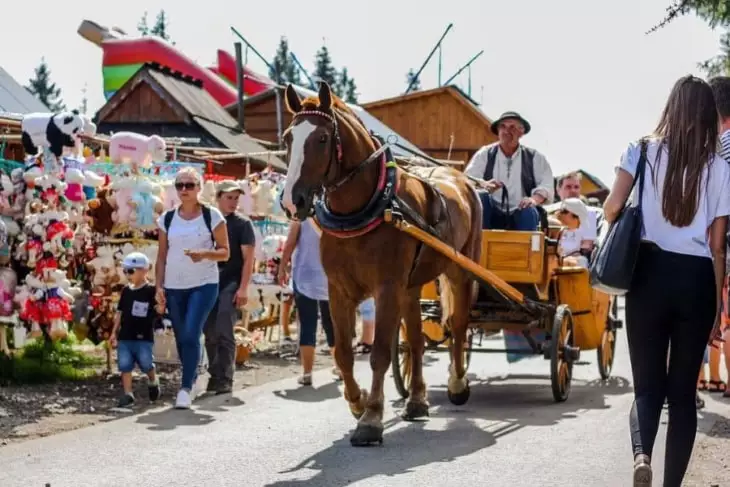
[603,75,730,487]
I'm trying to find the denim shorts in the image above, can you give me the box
[117,340,155,373]
[359,298,375,321]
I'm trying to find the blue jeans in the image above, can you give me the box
[165,283,219,390]
[117,340,154,373]
[477,190,539,231]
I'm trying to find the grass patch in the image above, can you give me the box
[0,338,103,386]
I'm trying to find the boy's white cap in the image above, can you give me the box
[559,198,589,224]
[122,252,150,270]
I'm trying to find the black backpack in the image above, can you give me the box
[163,205,214,241]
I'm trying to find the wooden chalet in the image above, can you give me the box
[575,169,609,201]
[360,85,496,165]
[95,63,286,177]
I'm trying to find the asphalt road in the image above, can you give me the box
[2,307,727,487]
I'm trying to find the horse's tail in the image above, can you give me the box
[438,274,454,328]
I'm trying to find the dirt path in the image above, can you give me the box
[684,414,730,487]
[0,340,337,446]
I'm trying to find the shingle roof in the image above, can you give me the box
[0,66,49,113]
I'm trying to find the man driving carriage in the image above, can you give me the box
[464,111,554,230]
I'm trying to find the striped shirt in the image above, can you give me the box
[720,130,730,163]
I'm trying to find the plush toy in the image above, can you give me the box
[110,177,136,225]
[86,246,120,292]
[251,179,275,216]
[23,273,46,338]
[160,179,181,211]
[44,269,75,341]
[129,178,164,230]
[63,168,86,222]
[86,188,116,235]
[236,179,254,215]
[0,267,17,317]
[200,180,217,205]
[35,174,67,210]
[80,115,97,137]
[108,132,167,168]
[0,174,21,237]
[21,110,85,158]
[82,171,105,200]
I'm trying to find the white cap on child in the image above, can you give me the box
[559,198,589,225]
[122,252,150,270]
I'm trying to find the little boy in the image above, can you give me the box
[110,252,161,408]
[556,198,592,268]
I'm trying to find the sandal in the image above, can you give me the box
[698,379,708,391]
[355,342,372,354]
[298,374,313,386]
[723,388,730,398]
[696,393,706,410]
[332,367,343,381]
[708,380,727,393]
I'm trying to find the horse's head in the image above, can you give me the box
[280,82,341,221]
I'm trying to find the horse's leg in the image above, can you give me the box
[401,287,430,421]
[446,271,472,405]
[328,286,366,419]
[350,283,403,446]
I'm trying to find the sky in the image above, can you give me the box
[3,0,725,186]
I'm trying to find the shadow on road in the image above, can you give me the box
[265,375,631,487]
[134,394,245,430]
[273,381,341,402]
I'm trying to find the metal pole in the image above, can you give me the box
[468,65,472,97]
[438,44,442,87]
[404,23,454,94]
[289,52,316,89]
[235,42,246,131]
[443,50,484,86]
[274,88,284,148]
[230,26,275,73]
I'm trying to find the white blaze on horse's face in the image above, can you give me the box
[282,120,317,215]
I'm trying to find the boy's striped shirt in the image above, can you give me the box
[720,130,730,163]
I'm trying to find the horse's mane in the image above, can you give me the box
[301,94,370,140]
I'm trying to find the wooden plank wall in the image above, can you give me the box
[101,83,185,124]
[242,98,291,144]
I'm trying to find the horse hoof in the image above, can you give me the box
[447,384,471,406]
[350,423,384,447]
[401,401,430,421]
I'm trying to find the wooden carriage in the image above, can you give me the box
[390,216,621,403]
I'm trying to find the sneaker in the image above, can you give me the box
[298,374,313,386]
[215,381,233,395]
[148,382,161,402]
[117,393,135,408]
[633,454,652,487]
[206,378,219,393]
[175,389,192,409]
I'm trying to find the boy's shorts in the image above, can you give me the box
[117,340,155,373]
[359,298,375,322]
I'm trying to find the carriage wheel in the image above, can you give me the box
[550,305,575,402]
[392,321,414,399]
[597,299,618,380]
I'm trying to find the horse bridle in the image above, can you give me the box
[288,109,389,196]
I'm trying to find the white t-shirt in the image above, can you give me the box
[581,207,598,241]
[619,139,730,258]
[558,228,582,257]
[157,207,225,289]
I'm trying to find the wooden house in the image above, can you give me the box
[360,85,496,165]
[0,65,49,162]
[95,63,286,177]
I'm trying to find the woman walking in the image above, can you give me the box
[278,219,337,386]
[603,75,730,486]
[156,168,230,409]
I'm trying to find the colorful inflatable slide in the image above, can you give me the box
[78,20,274,106]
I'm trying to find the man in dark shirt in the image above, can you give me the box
[204,180,256,394]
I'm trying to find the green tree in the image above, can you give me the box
[79,83,89,114]
[269,37,302,85]
[137,11,150,36]
[405,68,421,91]
[699,30,730,76]
[313,44,338,87]
[334,68,358,103]
[25,58,65,112]
[138,10,172,42]
[650,1,730,32]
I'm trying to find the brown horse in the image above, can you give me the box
[281,82,482,446]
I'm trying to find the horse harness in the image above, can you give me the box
[289,108,448,242]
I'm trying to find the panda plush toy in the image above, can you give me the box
[21,110,85,158]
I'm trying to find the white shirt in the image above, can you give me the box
[581,207,598,241]
[157,207,225,289]
[559,229,582,257]
[464,143,554,211]
[619,139,730,258]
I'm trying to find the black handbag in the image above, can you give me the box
[589,139,648,295]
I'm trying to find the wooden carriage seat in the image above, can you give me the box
[480,230,545,284]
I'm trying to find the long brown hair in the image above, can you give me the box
[653,75,718,227]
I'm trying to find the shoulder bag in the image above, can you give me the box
[589,138,648,295]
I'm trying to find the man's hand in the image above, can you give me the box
[518,197,537,209]
[479,179,503,193]
[235,286,248,308]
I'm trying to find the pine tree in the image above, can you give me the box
[269,37,301,85]
[334,68,358,103]
[699,30,730,76]
[79,84,89,114]
[25,58,65,111]
[137,11,150,36]
[150,10,171,41]
[406,68,421,91]
[313,44,338,88]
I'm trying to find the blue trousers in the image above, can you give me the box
[165,283,219,390]
[477,190,539,231]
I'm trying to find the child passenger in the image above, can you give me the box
[556,198,592,268]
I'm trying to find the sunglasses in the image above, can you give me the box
[123,268,137,275]
[175,182,197,191]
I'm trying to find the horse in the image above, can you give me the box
[280,81,482,446]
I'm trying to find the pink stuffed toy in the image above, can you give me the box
[109,132,167,168]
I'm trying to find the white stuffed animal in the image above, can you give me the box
[109,132,167,167]
[21,111,85,158]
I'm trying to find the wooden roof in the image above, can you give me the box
[95,63,286,171]
[361,85,494,130]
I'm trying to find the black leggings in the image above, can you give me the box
[626,243,716,487]
[293,283,335,348]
